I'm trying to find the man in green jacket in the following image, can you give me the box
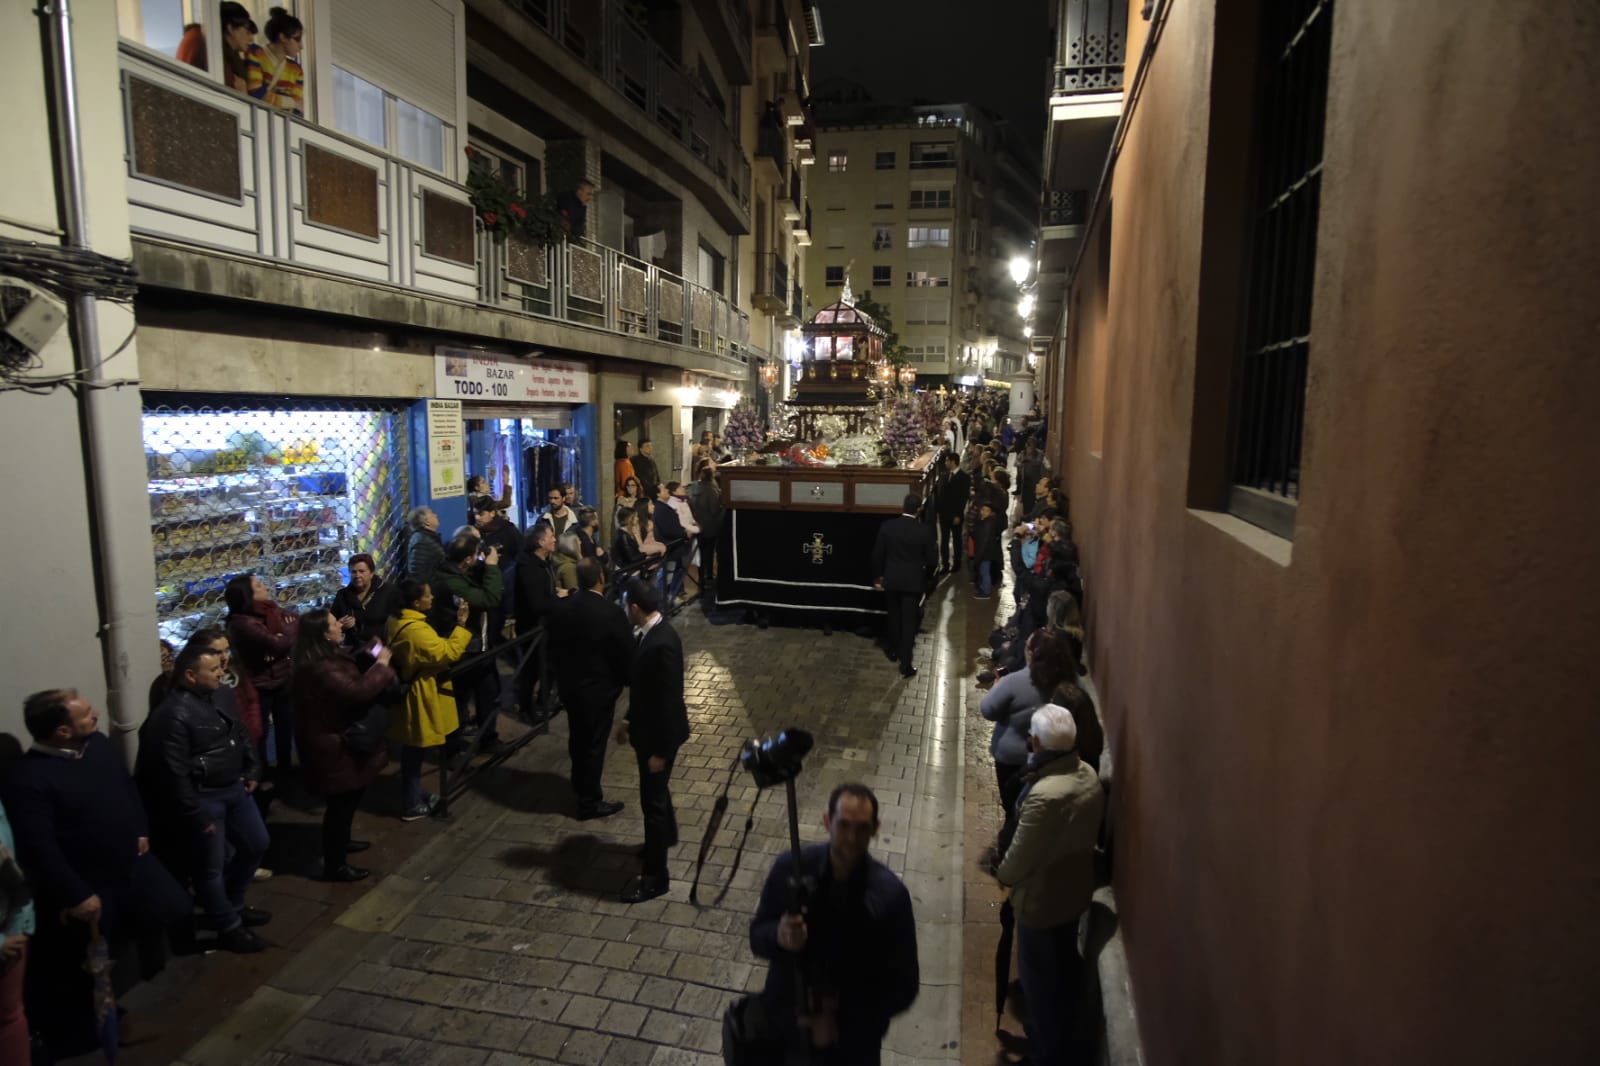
[996,703,1104,1066]
[433,535,504,751]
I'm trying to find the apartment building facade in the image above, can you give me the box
[0,0,818,741]
[803,102,1036,389]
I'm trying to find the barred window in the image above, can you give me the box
[825,265,845,287]
[871,265,892,286]
[1229,0,1334,537]
[143,397,412,645]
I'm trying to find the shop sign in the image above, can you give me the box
[427,399,465,498]
[435,348,591,404]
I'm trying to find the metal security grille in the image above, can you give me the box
[1230,0,1333,536]
[143,396,412,645]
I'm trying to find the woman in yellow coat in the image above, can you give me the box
[385,579,472,820]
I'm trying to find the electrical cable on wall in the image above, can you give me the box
[0,235,141,393]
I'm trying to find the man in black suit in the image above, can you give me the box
[615,579,691,903]
[935,453,971,574]
[550,558,632,820]
[872,492,938,679]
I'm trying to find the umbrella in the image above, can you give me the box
[85,916,118,1062]
[994,896,1015,1029]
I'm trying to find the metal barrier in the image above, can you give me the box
[433,623,547,814]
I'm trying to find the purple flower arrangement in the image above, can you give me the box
[723,401,766,456]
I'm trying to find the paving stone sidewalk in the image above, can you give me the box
[173,581,990,1066]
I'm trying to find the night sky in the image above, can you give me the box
[809,0,1052,153]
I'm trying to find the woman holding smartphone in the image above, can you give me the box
[291,609,396,881]
[385,580,473,821]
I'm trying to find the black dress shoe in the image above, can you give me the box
[900,665,919,679]
[621,876,669,904]
[216,925,266,954]
[882,646,898,662]
[345,840,371,854]
[238,906,272,927]
[325,864,370,883]
[576,800,624,821]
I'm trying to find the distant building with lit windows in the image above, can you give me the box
[802,101,1038,388]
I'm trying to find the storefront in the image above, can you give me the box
[142,394,413,645]
[435,348,596,526]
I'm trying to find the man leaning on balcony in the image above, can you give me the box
[557,180,595,240]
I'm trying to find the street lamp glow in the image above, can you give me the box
[1023,326,1033,338]
[1018,294,1035,318]
[1008,256,1031,285]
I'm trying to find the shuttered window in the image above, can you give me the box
[328,0,459,129]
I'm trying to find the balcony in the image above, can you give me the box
[1052,0,1128,96]
[495,0,751,231]
[688,0,754,84]
[120,46,752,379]
[480,233,756,368]
[756,0,798,59]
[793,202,813,246]
[784,171,804,222]
[1043,189,1088,229]
[755,110,789,188]
[119,45,475,302]
[788,283,805,328]
[753,253,790,316]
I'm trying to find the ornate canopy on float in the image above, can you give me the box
[793,286,888,406]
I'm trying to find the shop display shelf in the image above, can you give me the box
[153,534,262,560]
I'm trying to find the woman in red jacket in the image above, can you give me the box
[290,609,396,882]
[226,574,300,783]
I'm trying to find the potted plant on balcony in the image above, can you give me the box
[465,147,564,249]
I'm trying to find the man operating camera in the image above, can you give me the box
[747,783,919,1064]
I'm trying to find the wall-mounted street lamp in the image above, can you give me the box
[1008,255,1031,286]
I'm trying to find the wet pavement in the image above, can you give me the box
[105,571,1019,1066]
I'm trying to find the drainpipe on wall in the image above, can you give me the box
[44,0,143,751]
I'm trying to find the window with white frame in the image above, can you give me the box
[904,343,947,363]
[825,265,845,287]
[828,151,848,172]
[332,66,452,172]
[906,271,950,287]
[872,225,892,250]
[871,265,891,286]
[907,226,951,248]
[909,188,953,210]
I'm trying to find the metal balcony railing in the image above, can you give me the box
[755,252,789,303]
[118,46,751,375]
[1043,189,1088,227]
[508,0,751,211]
[118,45,476,301]
[1053,0,1128,95]
[480,233,754,370]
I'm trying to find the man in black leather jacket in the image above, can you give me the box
[139,645,271,952]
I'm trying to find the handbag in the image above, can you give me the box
[343,674,406,755]
[721,993,784,1065]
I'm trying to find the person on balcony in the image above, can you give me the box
[246,6,305,117]
[556,179,595,240]
[219,3,255,93]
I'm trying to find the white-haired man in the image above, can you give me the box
[995,703,1104,1066]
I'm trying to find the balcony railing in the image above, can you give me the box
[784,170,804,221]
[119,45,476,301]
[480,233,754,368]
[753,252,789,316]
[508,0,751,211]
[119,46,750,375]
[1043,188,1088,227]
[1053,0,1128,95]
[793,202,812,246]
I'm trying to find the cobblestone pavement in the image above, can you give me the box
[172,576,1005,1066]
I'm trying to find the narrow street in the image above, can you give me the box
[128,578,1011,1066]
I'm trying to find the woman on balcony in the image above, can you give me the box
[246,7,305,118]
[219,3,255,93]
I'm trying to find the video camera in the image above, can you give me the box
[738,729,813,790]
